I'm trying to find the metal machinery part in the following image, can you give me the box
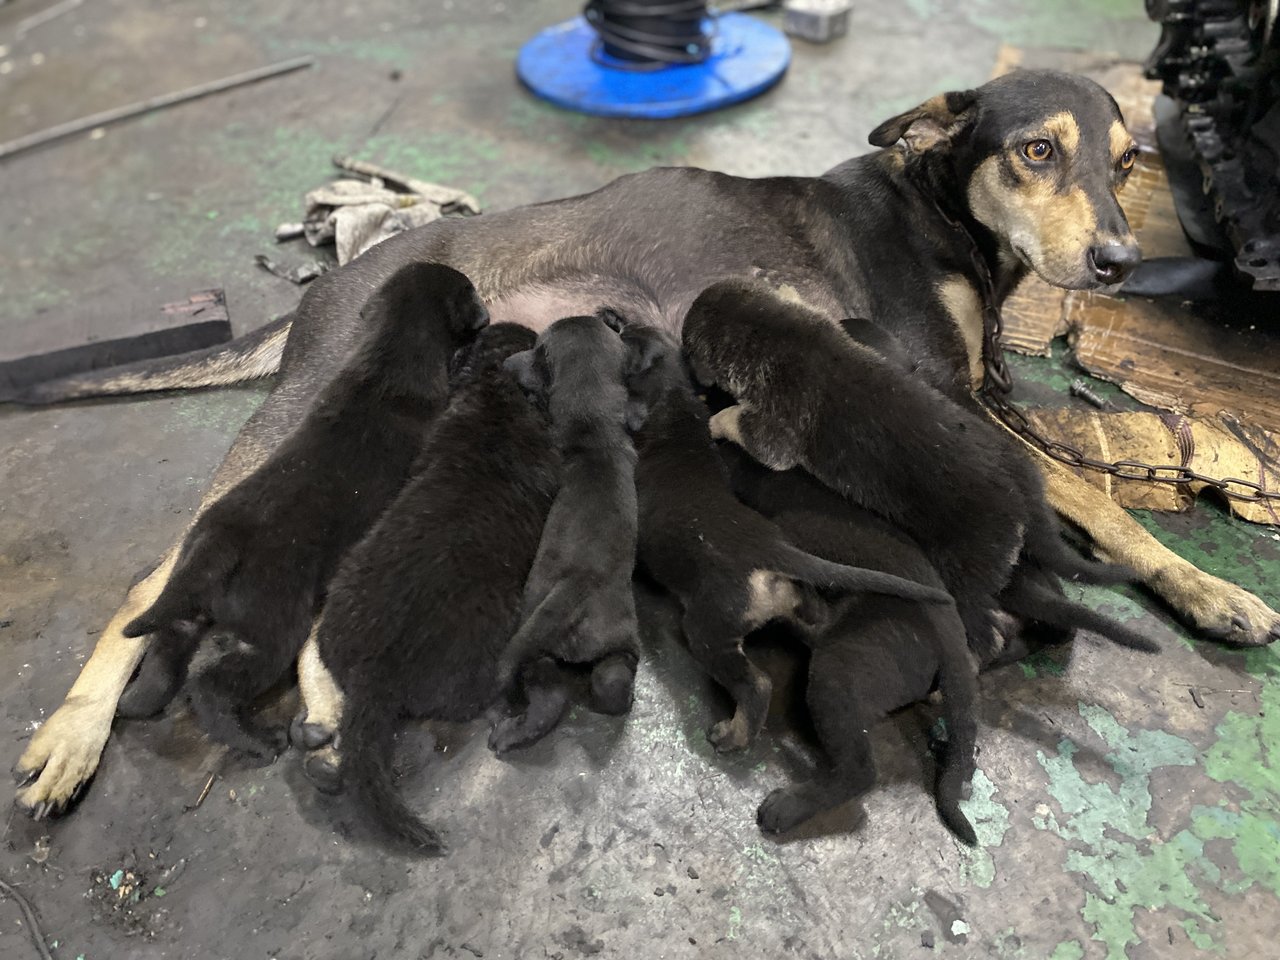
[1145,0,1280,291]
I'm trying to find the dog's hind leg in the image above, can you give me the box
[1038,453,1279,646]
[683,603,773,754]
[14,551,177,817]
[291,625,345,750]
[488,657,573,755]
[757,644,877,836]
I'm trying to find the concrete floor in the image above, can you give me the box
[2,1,1278,958]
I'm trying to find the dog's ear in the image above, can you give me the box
[597,307,627,334]
[503,349,546,395]
[868,90,977,153]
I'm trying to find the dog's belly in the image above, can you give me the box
[485,272,843,335]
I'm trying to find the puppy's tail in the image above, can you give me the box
[928,604,980,846]
[775,544,954,606]
[1000,573,1160,654]
[340,678,447,855]
[1020,507,1136,587]
[2,314,291,405]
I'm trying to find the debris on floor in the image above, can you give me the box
[285,155,481,266]
[0,290,231,396]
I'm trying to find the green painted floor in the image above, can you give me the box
[1,2,1277,958]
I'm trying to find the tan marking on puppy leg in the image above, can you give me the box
[936,274,986,390]
[16,550,178,811]
[298,625,344,737]
[1037,454,1279,646]
[709,403,748,445]
[743,570,802,630]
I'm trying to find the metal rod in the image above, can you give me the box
[0,55,315,161]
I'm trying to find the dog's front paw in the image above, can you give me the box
[13,698,112,818]
[1157,566,1280,647]
[756,785,822,835]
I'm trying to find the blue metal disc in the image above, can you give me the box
[516,13,791,120]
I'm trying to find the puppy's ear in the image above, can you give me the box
[623,331,669,380]
[446,282,490,338]
[596,307,627,335]
[868,90,977,153]
[503,349,546,395]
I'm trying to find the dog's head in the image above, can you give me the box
[869,69,1141,290]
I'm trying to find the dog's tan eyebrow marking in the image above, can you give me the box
[1108,120,1135,162]
[1042,112,1080,155]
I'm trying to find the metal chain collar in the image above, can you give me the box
[937,201,1280,504]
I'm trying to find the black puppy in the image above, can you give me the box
[622,324,953,755]
[313,323,558,852]
[683,278,1152,662]
[117,263,489,759]
[722,447,980,843]
[490,314,641,754]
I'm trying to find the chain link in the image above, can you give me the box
[931,199,1280,504]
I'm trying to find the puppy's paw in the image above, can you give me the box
[302,747,343,795]
[289,711,336,751]
[589,657,636,716]
[757,786,821,836]
[707,715,750,753]
[488,715,542,755]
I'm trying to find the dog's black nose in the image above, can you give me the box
[1089,243,1141,285]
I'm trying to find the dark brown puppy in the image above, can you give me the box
[682,279,1154,662]
[490,314,641,754]
[118,264,489,759]
[622,324,953,755]
[314,324,558,853]
[721,447,979,844]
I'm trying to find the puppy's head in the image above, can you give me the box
[451,322,536,386]
[869,69,1141,290]
[616,322,680,433]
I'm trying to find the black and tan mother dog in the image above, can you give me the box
[14,70,1277,816]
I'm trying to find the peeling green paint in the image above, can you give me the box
[1049,941,1084,960]
[959,769,1012,888]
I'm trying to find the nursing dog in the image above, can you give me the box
[682,279,1155,661]
[622,324,953,755]
[20,70,1276,818]
[312,323,558,853]
[490,314,641,754]
[115,264,488,760]
[722,445,979,843]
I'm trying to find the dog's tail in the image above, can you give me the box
[927,604,980,846]
[2,314,292,405]
[774,544,954,606]
[1000,572,1160,653]
[339,675,447,855]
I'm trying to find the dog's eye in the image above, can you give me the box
[1022,139,1053,162]
[1119,148,1137,171]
